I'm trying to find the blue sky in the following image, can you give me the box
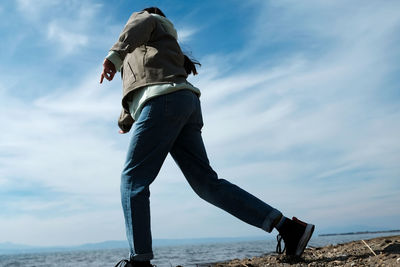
[0,0,399,247]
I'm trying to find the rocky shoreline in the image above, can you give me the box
[211,235,400,267]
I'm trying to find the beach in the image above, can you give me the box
[212,235,400,267]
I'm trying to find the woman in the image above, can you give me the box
[100,7,314,267]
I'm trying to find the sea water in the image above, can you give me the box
[0,232,398,267]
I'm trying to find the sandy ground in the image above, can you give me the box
[210,235,400,267]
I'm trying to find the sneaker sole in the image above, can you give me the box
[295,223,315,256]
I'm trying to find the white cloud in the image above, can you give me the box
[0,70,125,198]
[185,0,400,234]
[0,211,125,246]
[47,22,88,52]
[0,70,128,244]
[177,27,198,42]
[16,0,103,55]
[16,0,62,21]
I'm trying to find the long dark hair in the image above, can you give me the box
[142,7,201,76]
[183,55,200,76]
[142,7,166,17]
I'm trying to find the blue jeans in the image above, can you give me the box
[120,90,282,261]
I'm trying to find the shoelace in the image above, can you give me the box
[276,234,285,254]
[115,259,130,267]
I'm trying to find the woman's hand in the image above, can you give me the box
[100,59,116,83]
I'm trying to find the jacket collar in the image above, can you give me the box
[150,14,178,40]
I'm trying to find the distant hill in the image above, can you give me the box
[319,229,400,237]
[0,242,37,250]
[0,236,268,255]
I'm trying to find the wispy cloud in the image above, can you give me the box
[0,71,128,244]
[0,211,124,246]
[177,27,198,42]
[47,22,88,53]
[15,0,103,55]
[185,0,400,232]
[16,0,61,20]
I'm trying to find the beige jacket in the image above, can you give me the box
[110,11,188,132]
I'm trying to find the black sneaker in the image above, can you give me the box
[115,259,153,267]
[276,217,315,257]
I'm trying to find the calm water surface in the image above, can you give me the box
[0,232,398,267]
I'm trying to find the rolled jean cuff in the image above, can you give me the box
[261,209,282,232]
[130,252,154,261]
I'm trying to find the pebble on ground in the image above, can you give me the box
[210,235,400,267]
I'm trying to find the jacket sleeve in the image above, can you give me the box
[118,108,135,133]
[110,12,157,61]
